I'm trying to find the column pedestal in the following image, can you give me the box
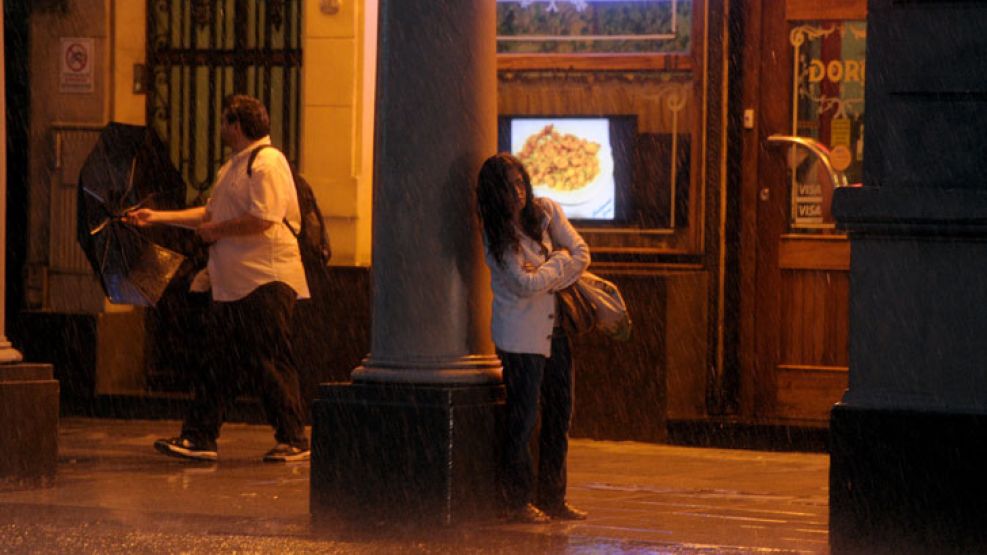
[830,180,987,553]
[830,191,987,553]
[0,363,58,484]
[831,404,987,554]
[310,0,500,524]
[829,1,987,551]
[310,383,503,525]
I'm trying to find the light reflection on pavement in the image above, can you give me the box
[0,418,828,554]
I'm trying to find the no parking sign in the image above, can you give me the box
[60,38,94,93]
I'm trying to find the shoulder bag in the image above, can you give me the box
[558,272,632,341]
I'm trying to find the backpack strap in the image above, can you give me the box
[246,144,275,177]
[246,144,299,237]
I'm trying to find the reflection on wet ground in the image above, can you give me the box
[0,418,829,554]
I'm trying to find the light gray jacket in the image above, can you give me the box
[485,198,590,356]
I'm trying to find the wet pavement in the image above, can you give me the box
[0,418,829,553]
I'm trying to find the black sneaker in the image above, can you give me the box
[262,443,310,463]
[154,437,217,461]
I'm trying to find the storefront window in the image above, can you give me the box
[496,0,691,54]
[497,0,710,254]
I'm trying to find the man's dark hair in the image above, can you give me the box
[222,94,270,140]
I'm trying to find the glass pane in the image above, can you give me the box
[786,144,836,231]
[496,0,691,54]
[791,21,866,186]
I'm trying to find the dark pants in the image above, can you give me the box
[182,282,308,450]
[498,332,573,509]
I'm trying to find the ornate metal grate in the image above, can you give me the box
[147,0,302,203]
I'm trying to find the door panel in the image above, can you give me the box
[780,269,849,366]
[742,0,863,423]
[778,235,850,271]
[775,266,849,420]
[776,366,848,421]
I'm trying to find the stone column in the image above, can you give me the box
[0,0,60,485]
[311,0,503,524]
[830,1,987,551]
[351,0,500,384]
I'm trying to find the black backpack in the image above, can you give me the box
[247,145,332,287]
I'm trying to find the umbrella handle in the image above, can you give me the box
[118,194,159,217]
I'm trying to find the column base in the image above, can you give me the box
[0,363,58,485]
[0,338,23,363]
[352,354,502,385]
[830,403,987,554]
[310,382,504,525]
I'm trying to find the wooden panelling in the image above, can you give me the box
[778,235,850,270]
[775,365,848,421]
[737,0,765,419]
[778,364,848,373]
[498,77,695,136]
[498,53,695,72]
[569,269,709,441]
[779,269,850,367]
[786,0,866,21]
[570,272,668,442]
[664,272,709,420]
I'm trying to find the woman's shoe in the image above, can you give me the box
[505,503,551,523]
[538,502,588,520]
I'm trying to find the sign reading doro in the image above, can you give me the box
[60,38,94,93]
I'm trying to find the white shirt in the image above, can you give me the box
[485,198,590,356]
[205,136,310,302]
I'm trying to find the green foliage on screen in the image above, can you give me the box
[496,1,691,54]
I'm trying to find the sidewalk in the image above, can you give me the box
[0,418,829,554]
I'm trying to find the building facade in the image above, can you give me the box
[8,0,869,440]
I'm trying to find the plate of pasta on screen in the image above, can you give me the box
[514,121,615,210]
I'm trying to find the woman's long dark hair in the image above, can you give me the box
[476,153,545,267]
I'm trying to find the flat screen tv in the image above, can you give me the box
[498,115,637,223]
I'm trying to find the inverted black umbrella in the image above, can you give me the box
[77,123,203,306]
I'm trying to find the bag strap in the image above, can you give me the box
[246,144,275,177]
[246,144,299,238]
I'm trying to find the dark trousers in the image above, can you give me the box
[182,282,308,449]
[498,332,573,509]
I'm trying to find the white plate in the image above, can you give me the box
[532,149,614,207]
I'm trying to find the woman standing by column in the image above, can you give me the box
[476,153,590,523]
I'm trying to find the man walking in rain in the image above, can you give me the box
[126,94,311,463]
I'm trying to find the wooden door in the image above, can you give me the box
[740,0,866,423]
